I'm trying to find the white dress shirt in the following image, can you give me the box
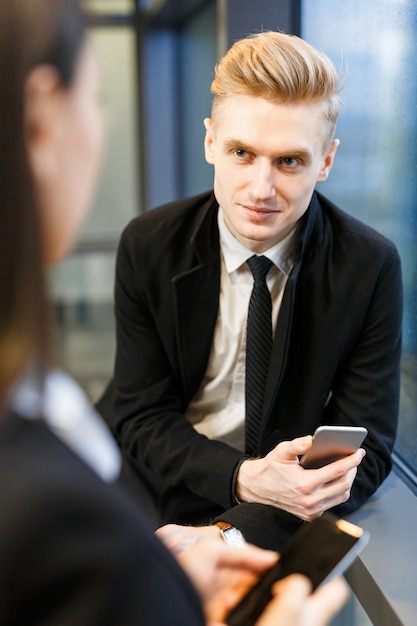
[186,207,298,451]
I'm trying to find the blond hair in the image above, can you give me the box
[211,31,342,146]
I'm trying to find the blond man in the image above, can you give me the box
[107,32,402,550]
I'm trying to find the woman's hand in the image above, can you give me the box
[177,538,278,623]
[158,524,348,626]
[256,574,349,626]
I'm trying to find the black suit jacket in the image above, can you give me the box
[0,411,205,625]
[110,190,402,550]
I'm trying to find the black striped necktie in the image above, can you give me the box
[245,255,274,455]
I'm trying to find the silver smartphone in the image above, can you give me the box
[300,425,368,469]
[225,515,369,626]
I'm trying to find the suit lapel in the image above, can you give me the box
[171,196,221,399]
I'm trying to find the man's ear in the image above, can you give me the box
[203,117,215,165]
[317,138,340,182]
[25,65,61,183]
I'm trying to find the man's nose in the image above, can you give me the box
[248,160,277,201]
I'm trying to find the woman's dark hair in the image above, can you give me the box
[0,0,86,404]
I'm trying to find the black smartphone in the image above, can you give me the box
[225,515,369,626]
[300,425,368,469]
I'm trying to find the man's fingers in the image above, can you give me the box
[313,448,366,483]
[272,435,313,461]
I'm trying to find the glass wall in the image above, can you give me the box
[302,0,417,485]
[82,26,140,242]
[83,0,133,14]
[180,1,217,198]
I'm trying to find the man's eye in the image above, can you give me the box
[282,157,298,167]
[235,149,248,158]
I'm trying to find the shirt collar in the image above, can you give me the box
[218,206,299,276]
[10,368,121,483]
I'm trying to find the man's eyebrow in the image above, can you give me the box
[223,138,312,161]
[223,138,254,153]
[278,149,313,161]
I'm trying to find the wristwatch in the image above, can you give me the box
[216,521,247,548]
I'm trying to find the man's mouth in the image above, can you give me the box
[241,204,280,219]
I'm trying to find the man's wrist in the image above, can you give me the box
[235,457,261,503]
[231,457,249,504]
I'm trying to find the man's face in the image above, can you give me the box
[204,95,339,253]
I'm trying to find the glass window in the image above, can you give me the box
[180,2,217,197]
[82,27,140,241]
[82,0,134,14]
[302,0,417,480]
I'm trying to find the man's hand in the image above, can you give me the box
[237,435,366,521]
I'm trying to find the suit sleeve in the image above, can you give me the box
[328,242,403,515]
[214,503,304,551]
[112,222,244,511]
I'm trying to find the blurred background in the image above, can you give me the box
[53,3,417,622]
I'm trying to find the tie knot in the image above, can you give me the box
[247,255,273,283]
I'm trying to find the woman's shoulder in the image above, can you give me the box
[0,409,204,625]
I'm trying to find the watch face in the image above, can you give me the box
[221,526,247,549]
